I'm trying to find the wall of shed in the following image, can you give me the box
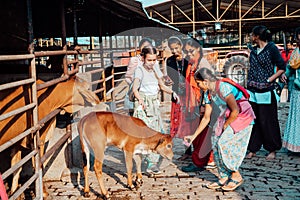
[0,0,29,54]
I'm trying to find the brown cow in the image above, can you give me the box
[77,111,174,199]
[0,75,100,198]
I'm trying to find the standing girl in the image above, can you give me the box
[246,25,285,160]
[132,45,179,174]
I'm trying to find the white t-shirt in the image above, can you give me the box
[134,64,163,96]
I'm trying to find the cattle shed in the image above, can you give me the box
[0,0,169,54]
[0,1,177,199]
[144,0,300,47]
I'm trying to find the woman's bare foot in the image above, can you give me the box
[246,152,256,159]
[266,152,276,160]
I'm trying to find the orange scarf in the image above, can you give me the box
[185,62,201,112]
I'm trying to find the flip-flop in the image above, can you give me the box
[222,179,244,191]
[206,180,226,189]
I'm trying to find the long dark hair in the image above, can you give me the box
[140,45,157,59]
[252,25,272,42]
[194,67,217,82]
[184,38,204,59]
[139,37,152,49]
[168,36,183,47]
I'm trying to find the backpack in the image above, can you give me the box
[215,78,255,134]
[216,78,250,100]
[126,67,143,102]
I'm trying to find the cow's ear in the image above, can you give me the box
[154,138,165,150]
[159,138,165,144]
[75,75,90,90]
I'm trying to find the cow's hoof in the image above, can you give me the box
[135,178,143,186]
[126,184,135,190]
[43,191,49,198]
[97,193,110,200]
[83,192,90,198]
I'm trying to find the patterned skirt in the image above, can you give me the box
[283,89,300,152]
[212,125,252,178]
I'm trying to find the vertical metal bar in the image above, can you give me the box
[285,1,288,16]
[100,37,104,67]
[217,0,219,20]
[99,13,104,68]
[115,36,118,49]
[26,0,43,198]
[102,69,107,101]
[128,35,131,50]
[262,0,265,18]
[73,3,78,46]
[239,0,242,49]
[171,4,173,23]
[110,36,113,62]
[192,0,195,38]
[66,123,73,167]
[60,0,68,76]
[90,36,95,50]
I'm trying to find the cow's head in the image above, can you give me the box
[63,76,101,113]
[154,135,174,160]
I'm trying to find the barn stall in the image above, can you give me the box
[0,0,176,199]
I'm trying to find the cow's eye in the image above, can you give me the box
[167,144,172,149]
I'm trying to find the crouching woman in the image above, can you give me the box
[184,68,255,191]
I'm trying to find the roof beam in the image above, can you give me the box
[241,0,261,19]
[173,4,192,22]
[219,0,236,20]
[288,8,300,16]
[264,2,284,18]
[152,9,171,23]
[196,0,216,21]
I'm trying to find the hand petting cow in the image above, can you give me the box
[0,75,100,198]
[77,111,174,199]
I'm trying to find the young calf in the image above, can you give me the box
[77,111,174,199]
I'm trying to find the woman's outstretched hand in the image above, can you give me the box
[172,92,180,104]
[183,135,193,146]
[280,73,287,84]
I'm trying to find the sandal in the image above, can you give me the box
[204,162,217,169]
[222,179,244,191]
[206,180,227,189]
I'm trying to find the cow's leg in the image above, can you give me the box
[133,154,143,185]
[124,151,134,189]
[82,150,90,197]
[94,159,109,199]
[10,148,22,196]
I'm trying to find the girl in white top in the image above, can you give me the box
[132,45,179,174]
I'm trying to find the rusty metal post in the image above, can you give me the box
[59,0,68,76]
[26,0,43,198]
